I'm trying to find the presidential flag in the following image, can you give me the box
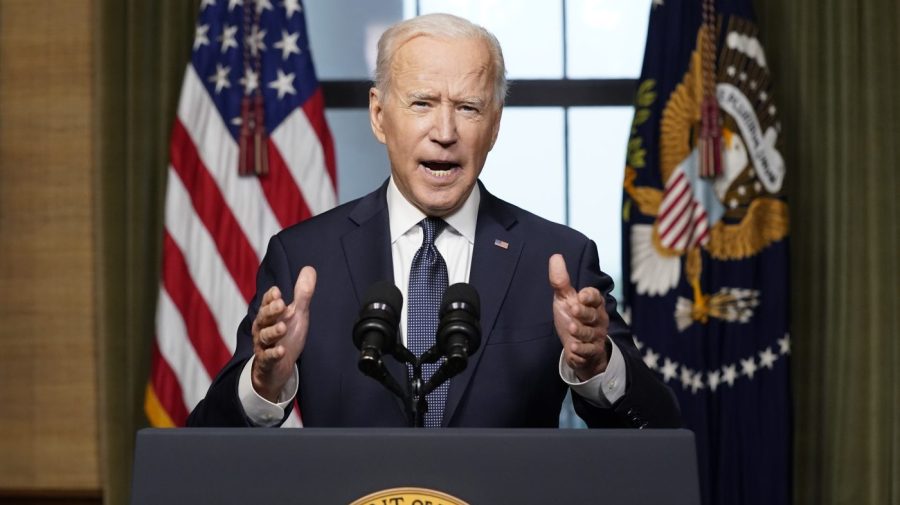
[622,1,790,504]
[145,0,336,427]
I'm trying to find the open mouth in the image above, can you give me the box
[421,161,460,176]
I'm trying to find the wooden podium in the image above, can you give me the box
[131,428,700,504]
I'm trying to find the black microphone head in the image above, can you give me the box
[440,282,480,319]
[362,280,403,320]
[352,280,402,352]
[437,282,482,357]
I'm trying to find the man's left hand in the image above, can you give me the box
[549,253,610,381]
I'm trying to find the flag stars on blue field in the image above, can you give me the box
[255,0,274,14]
[741,357,758,379]
[722,365,738,387]
[218,24,238,53]
[194,24,210,50]
[680,366,694,389]
[283,0,303,18]
[690,372,705,393]
[209,64,232,93]
[274,30,301,60]
[240,68,259,95]
[247,26,267,56]
[707,370,721,392]
[192,0,320,138]
[778,334,791,354]
[269,69,296,99]
[759,347,778,369]
[661,358,679,383]
[642,348,660,370]
[636,335,791,394]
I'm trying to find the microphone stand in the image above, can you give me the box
[409,346,466,428]
[362,346,457,428]
[409,359,426,428]
[395,347,444,428]
[357,335,473,428]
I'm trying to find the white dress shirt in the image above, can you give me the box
[238,178,625,426]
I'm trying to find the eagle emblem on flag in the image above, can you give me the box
[624,17,789,332]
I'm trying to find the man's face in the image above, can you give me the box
[369,35,502,217]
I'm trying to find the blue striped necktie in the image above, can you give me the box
[407,217,449,427]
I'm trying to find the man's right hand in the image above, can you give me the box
[251,266,317,403]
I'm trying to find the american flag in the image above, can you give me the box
[145,0,336,427]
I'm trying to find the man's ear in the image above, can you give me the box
[488,106,503,151]
[369,87,387,145]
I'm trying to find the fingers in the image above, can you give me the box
[548,254,575,298]
[568,290,608,329]
[257,320,287,348]
[565,338,605,364]
[567,299,600,325]
[261,285,282,306]
[577,286,604,309]
[252,286,284,334]
[563,336,609,377]
[254,344,286,371]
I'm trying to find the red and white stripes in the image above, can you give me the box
[657,169,710,251]
[146,65,335,427]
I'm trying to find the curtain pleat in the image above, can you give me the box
[93,1,196,504]
[756,0,900,503]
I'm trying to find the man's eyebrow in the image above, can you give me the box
[456,97,487,107]
[404,92,489,108]
[407,91,437,101]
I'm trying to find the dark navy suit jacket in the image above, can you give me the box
[188,181,681,428]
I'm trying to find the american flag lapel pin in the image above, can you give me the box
[493,239,509,250]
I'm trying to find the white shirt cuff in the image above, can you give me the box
[559,337,626,406]
[238,355,299,427]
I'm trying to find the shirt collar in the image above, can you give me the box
[387,176,480,244]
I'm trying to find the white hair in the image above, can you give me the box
[374,13,508,106]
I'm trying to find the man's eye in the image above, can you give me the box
[411,101,429,108]
[459,104,480,113]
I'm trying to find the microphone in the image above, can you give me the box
[352,281,404,382]
[421,283,482,395]
[437,282,482,374]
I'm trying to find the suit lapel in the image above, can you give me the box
[341,184,393,304]
[443,185,522,425]
[340,183,411,416]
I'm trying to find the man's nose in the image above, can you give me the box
[429,106,458,147]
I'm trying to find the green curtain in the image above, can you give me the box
[94,1,196,504]
[756,0,900,504]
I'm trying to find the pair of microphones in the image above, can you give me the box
[351,281,482,426]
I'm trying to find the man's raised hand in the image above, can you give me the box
[548,254,610,381]
[251,266,317,402]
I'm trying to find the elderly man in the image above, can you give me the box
[188,13,680,429]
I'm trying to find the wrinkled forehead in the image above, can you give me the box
[389,35,495,93]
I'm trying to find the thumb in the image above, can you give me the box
[291,265,317,313]
[548,254,575,298]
